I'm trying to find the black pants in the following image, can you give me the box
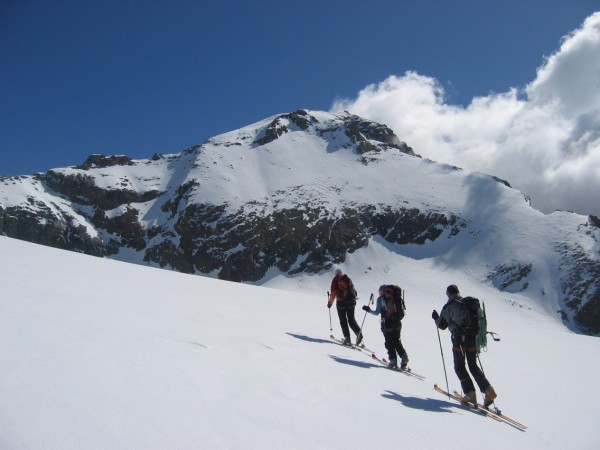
[383,325,407,361]
[452,334,491,394]
[336,304,361,339]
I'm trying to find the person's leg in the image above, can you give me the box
[394,323,408,361]
[453,346,475,394]
[383,330,396,361]
[346,306,361,336]
[336,305,351,340]
[466,351,491,392]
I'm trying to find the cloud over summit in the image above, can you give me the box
[332,12,600,217]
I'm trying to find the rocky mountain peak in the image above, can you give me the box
[1,110,599,335]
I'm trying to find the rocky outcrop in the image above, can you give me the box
[559,217,600,334]
[76,154,134,170]
[140,201,464,282]
[254,110,316,145]
[253,110,416,156]
[0,203,105,256]
[575,288,600,335]
[344,116,416,155]
[40,171,161,210]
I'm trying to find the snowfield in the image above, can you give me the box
[1,235,599,449]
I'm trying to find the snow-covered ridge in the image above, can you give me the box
[0,110,599,334]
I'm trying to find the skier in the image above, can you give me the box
[432,284,497,407]
[327,269,363,346]
[362,285,409,369]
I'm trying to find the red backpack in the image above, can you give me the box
[382,285,405,319]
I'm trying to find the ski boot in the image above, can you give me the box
[400,356,409,370]
[459,391,476,405]
[355,333,364,347]
[483,386,497,408]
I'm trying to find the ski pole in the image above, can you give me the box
[477,354,486,376]
[435,321,450,397]
[482,303,500,342]
[327,291,332,332]
[358,293,374,340]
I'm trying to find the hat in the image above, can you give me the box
[334,268,343,275]
[446,284,459,295]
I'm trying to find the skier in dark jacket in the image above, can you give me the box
[328,269,363,346]
[363,285,409,369]
[432,284,497,407]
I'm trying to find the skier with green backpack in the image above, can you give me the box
[432,284,497,407]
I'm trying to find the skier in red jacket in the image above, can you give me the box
[328,269,363,346]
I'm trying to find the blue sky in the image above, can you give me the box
[1,1,599,215]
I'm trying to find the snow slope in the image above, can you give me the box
[1,236,598,449]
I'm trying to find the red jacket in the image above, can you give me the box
[328,274,355,306]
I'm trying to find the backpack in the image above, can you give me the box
[456,296,488,353]
[381,285,406,320]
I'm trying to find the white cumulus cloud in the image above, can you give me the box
[331,12,600,217]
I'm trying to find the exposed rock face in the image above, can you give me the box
[0,203,105,256]
[558,216,600,334]
[1,110,599,335]
[42,170,162,210]
[143,202,462,282]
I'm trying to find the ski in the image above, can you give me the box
[452,390,502,423]
[331,335,424,380]
[434,384,501,422]
[371,353,425,380]
[330,335,374,353]
[473,401,527,430]
[354,342,376,354]
[380,357,425,380]
[371,352,387,366]
[434,384,526,431]
[330,334,351,347]
[451,390,527,430]
[387,363,425,381]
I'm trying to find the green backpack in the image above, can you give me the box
[459,296,488,353]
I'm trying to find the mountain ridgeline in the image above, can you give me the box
[1,110,599,334]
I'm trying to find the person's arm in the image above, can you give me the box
[433,305,449,329]
[363,296,383,315]
[371,296,384,315]
[328,283,337,306]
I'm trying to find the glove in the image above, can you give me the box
[362,305,371,312]
[432,310,439,320]
[327,303,332,309]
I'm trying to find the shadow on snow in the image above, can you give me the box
[382,390,455,413]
